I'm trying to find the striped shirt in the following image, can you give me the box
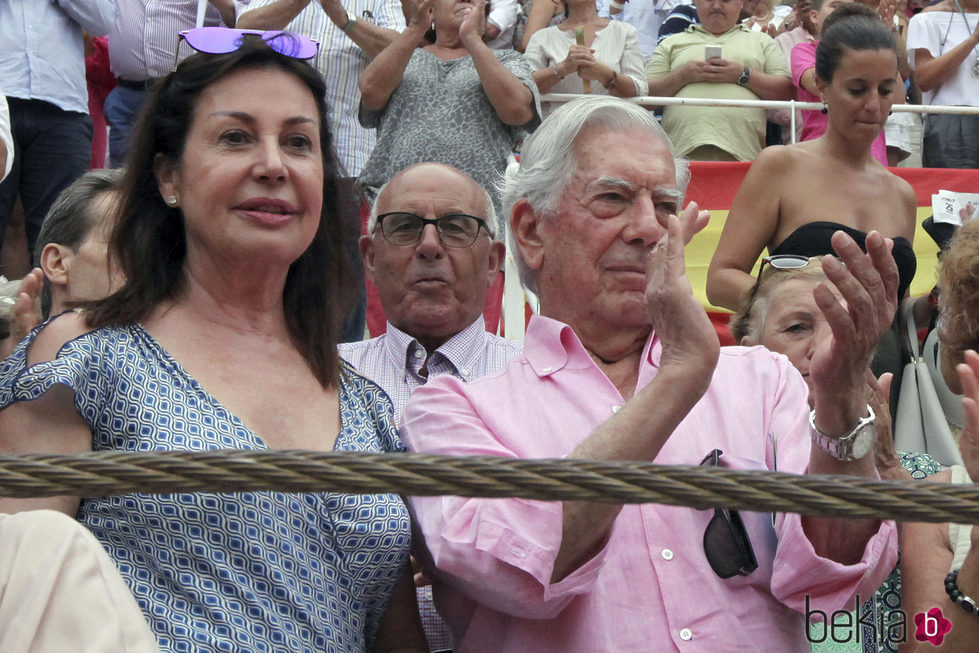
[107,0,243,81]
[0,0,116,114]
[339,318,522,424]
[239,0,406,176]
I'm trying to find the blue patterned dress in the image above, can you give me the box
[0,323,412,653]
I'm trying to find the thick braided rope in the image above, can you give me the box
[0,450,976,524]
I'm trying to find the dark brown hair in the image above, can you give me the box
[86,36,353,387]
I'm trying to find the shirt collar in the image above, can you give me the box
[524,315,661,377]
[382,317,491,381]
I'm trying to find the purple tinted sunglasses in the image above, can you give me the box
[173,27,319,70]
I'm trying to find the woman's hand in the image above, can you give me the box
[869,371,910,480]
[0,268,43,361]
[459,0,487,45]
[407,0,434,34]
[957,349,979,483]
[562,44,596,77]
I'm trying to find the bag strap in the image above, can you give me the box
[902,298,921,361]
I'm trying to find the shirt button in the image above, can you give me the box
[679,628,693,641]
[413,350,424,359]
[509,546,526,558]
[661,548,673,560]
[460,367,470,375]
[611,405,621,413]
[542,366,553,373]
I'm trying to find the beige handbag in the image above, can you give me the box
[893,301,964,467]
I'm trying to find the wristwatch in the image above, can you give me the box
[341,10,358,33]
[809,406,876,462]
[737,66,750,86]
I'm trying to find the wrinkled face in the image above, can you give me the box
[810,0,844,34]
[817,47,898,141]
[696,0,745,35]
[61,191,124,308]
[361,163,502,349]
[155,66,324,273]
[753,278,840,403]
[518,127,681,333]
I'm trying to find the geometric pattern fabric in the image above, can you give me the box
[1,323,411,652]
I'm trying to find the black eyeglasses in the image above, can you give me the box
[700,449,758,579]
[375,212,489,248]
[173,27,319,70]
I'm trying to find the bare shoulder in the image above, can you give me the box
[26,311,99,366]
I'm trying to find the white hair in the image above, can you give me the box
[367,164,498,239]
[501,96,690,293]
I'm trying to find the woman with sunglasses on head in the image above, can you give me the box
[357,0,540,231]
[0,32,426,653]
[706,7,917,313]
[731,255,942,653]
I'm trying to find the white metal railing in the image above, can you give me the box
[541,93,979,147]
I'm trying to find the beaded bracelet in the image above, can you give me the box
[945,569,979,615]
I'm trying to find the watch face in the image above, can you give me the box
[849,424,875,460]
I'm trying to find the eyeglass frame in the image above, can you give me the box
[743,254,827,317]
[374,212,491,248]
[699,448,759,579]
[172,27,320,72]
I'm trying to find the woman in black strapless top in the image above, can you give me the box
[706,8,918,313]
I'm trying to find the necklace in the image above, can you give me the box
[951,0,979,77]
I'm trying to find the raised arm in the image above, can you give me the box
[236,0,310,30]
[542,205,718,581]
[461,0,535,125]
[803,230,899,563]
[209,0,239,26]
[519,0,564,52]
[318,0,402,57]
[705,147,786,310]
[359,0,432,112]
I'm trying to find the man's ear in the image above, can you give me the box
[359,234,377,284]
[486,239,506,287]
[509,199,545,273]
[153,153,179,205]
[40,243,73,287]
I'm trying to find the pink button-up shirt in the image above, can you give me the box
[401,315,898,652]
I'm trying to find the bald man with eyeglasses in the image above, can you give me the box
[339,162,520,651]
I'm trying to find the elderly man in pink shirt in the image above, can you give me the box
[400,95,898,652]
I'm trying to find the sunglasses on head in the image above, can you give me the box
[700,449,758,579]
[743,254,826,312]
[173,27,319,70]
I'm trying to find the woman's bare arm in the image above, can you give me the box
[705,147,788,310]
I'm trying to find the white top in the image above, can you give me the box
[524,20,648,114]
[486,0,519,49]
[907,10,979,106]
[0,89,11,182]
